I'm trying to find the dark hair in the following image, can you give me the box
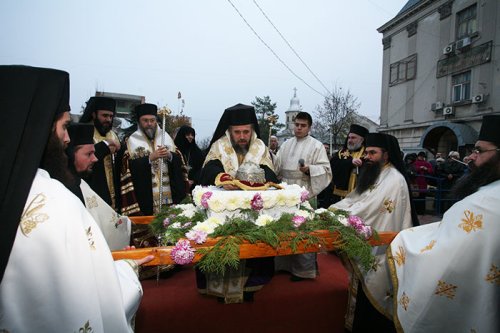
[295,112,312,126]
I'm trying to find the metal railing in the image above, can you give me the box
[409,174,460,216]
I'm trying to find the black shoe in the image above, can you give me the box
[290,275,306,282]
[243,291,254,302]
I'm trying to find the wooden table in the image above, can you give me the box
[112,216,397,266]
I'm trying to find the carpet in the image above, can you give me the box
[136,252,349,333]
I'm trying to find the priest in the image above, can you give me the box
[330,133,418,332]
[388,115,500,332]
[121,103,187,216]
[198,103,278,303]
[79,96,122,212]
[330,123,368,203]
[67,123,131,251]
[0,65,152,332]
[273,111,332,281]
[200,103,277,186]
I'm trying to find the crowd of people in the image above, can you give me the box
[404,149,471,214]
[1,65,498,332]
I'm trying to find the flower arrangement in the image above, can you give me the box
[150,186,376,275]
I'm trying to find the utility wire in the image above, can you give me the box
[253,0,331,95]
[226,0,327,98]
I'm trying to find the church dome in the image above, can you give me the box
[287,88,302,112]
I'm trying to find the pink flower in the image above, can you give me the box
[358,225,373,240]
[170,239,195,265]
[300,190,309,203]
[163,218,171,227]
[348,215,364,231]
[186,229,208,244]
[292,215,306,228]
[348,215,372,239]
[201,192,213,209]
[251,193,264,211]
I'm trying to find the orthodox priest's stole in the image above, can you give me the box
[93,129,120,209]
[125,126,176,214]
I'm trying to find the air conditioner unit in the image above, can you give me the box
[456,37,471,49]
[443,43,455,55]
[431,101,444,111]
[443,106,454,115]
[472,94,485,104]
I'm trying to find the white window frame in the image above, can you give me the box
[452,71,471,103]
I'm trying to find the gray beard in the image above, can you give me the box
[232,143,249,155]
[347,142,362,151]
[230,137,249,155]
[143,127,156,140]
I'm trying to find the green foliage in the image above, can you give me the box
[150,204,376,275]
[251,96,285,144]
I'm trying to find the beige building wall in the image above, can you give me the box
[378,0,500,157]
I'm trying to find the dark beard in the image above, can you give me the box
[41,132,77,188]
[94,118,111,136]
[450,153,500,200]
[355,159,382,195]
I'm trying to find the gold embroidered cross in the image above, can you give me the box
[394,245,406,266]
[399,292,410,311]
[434,280,457,299]
[420,240,436,253]
[86,226,96,250]
[459,210,483,233]
[485,264,499,285]
[21,193,49,236]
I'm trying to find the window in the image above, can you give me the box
[456,4,477,39]
[452,71,471,102]
[389,54,417,86]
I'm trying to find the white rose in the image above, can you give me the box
[295,209,312,220]
[255,214,274,227]
[225,196,242,211]
[208,198,225,212]
[337,216,349,226]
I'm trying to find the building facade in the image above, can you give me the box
[378,0,500,157]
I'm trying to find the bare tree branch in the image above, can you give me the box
[312,87,360,147]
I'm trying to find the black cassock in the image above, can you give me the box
[128,152,186,216]
[197,158,278,303]
[83,141,121,211]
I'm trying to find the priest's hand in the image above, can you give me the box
[352,158,363,167]
[222,184,239,190]
[150,146,172,161]
[299,165,310,176]
[122,245,155,266]
[106,139,121,154]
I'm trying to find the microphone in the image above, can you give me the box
[298,158,305,167]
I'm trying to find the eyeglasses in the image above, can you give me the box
[471,147,500,155]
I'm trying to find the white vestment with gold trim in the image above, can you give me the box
[388,179,500,332]
[274,135,332,198]
[80,179,131,251]
[332,164,412,329]
[0,169,142,332]
[274,135,332,279]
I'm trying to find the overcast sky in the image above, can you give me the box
[1,0,407,141]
